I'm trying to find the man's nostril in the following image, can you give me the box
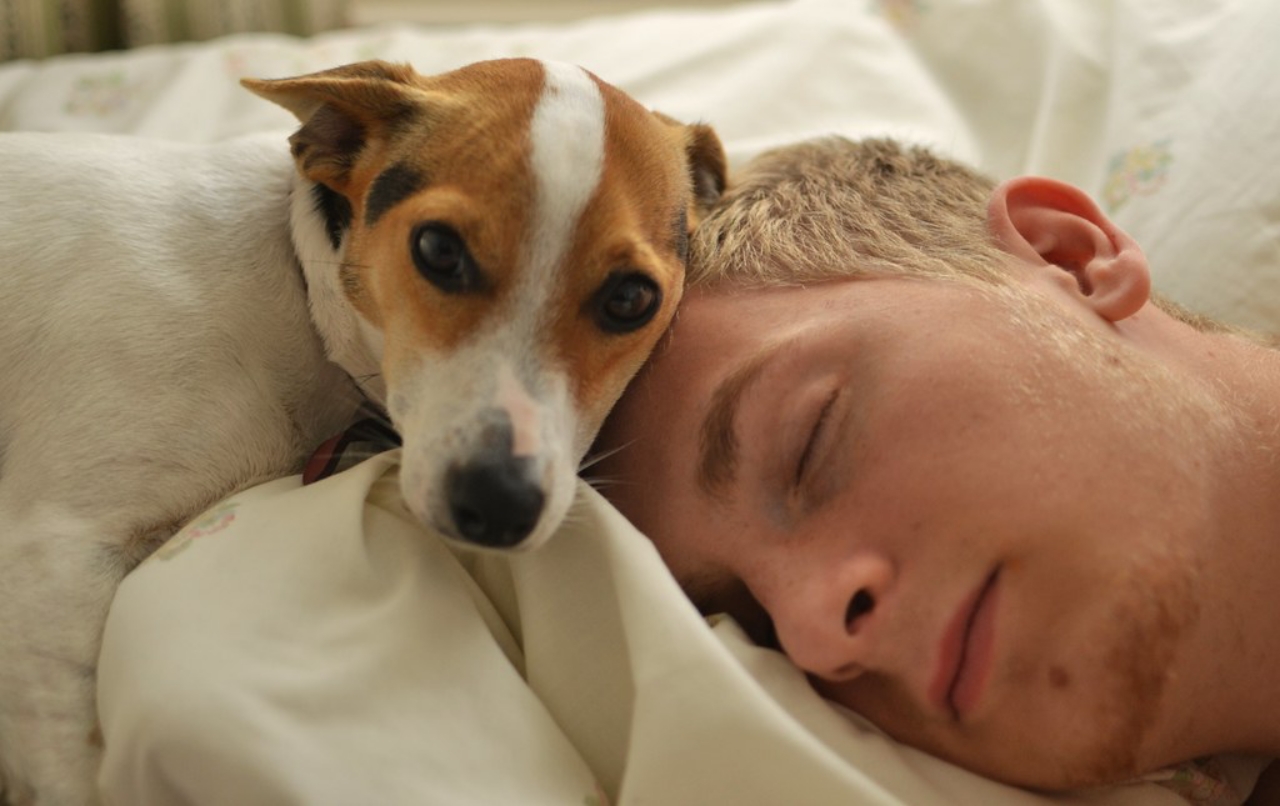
[845,588,875,633]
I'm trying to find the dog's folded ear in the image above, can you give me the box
[242,60,424,192]
[655,113,728,228]
[684,123,728,223]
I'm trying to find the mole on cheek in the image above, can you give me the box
[1049,666,1071,689]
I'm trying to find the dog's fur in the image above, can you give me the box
[0,58,725,805]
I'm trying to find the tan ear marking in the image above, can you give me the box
[288,105,368,187]
[684,122,728,217]
[241,60,424,189]
[653,111,728,226]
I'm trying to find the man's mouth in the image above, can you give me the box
[930,566,1002,719]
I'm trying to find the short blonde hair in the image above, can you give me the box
[688,136,1006,289]
[689,136,1251,340]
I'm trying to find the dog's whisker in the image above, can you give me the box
[557,508,593,530]
[578,438,635,473]
[582,476,631,493]
[354,373,386,397]
[343,371,390,411]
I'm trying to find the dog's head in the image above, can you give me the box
[244,59,726,551]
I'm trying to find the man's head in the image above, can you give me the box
[594,137,1265,788]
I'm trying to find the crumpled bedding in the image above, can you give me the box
[97,453,1263,805]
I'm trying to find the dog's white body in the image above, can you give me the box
[0,58,725,805]
[0,132,362,804]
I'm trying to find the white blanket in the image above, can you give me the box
[97,454,1259,805]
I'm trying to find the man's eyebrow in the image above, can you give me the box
[697,342,783,500]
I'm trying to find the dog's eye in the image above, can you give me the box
[593,272,661,333]
[411,223,482,293]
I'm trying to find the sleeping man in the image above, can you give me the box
[592,136,1280,792]
[95,135,1276,804]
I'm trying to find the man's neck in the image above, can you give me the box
[1136,315,1280,766]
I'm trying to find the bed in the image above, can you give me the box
[2,1,1276,803]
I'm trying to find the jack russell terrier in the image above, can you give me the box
[0,58,725,805]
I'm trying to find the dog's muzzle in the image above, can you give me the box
[443,413,546,548]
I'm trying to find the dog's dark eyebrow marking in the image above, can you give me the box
[312,183,352,252]
[365,163,426,227]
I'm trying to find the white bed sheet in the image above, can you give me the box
[98,454,1259,806]
[4,1,1277,803]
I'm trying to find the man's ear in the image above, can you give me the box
[987,176,1151,322]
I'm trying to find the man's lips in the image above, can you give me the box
[929,566,1002,719]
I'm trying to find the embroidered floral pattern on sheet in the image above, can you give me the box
[152,502,240,561]
[1143,757,1241,806]
[222,46,327,81]
[870,0,930,30]
[1102,140,1174,213]
[64,71,149,118]
[583,781,610,806]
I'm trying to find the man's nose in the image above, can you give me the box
[763,550,896,681]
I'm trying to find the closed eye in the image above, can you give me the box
[794,389,839,488]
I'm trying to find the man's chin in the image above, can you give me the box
[815,674,1157,792]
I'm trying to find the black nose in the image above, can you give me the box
[446,456,546,548]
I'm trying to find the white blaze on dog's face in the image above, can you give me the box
[244,59,726,550]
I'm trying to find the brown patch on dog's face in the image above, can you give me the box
[248,58,726,420]
[546,82,715,435]
[245,60,546,378]
[339,61,547,379]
